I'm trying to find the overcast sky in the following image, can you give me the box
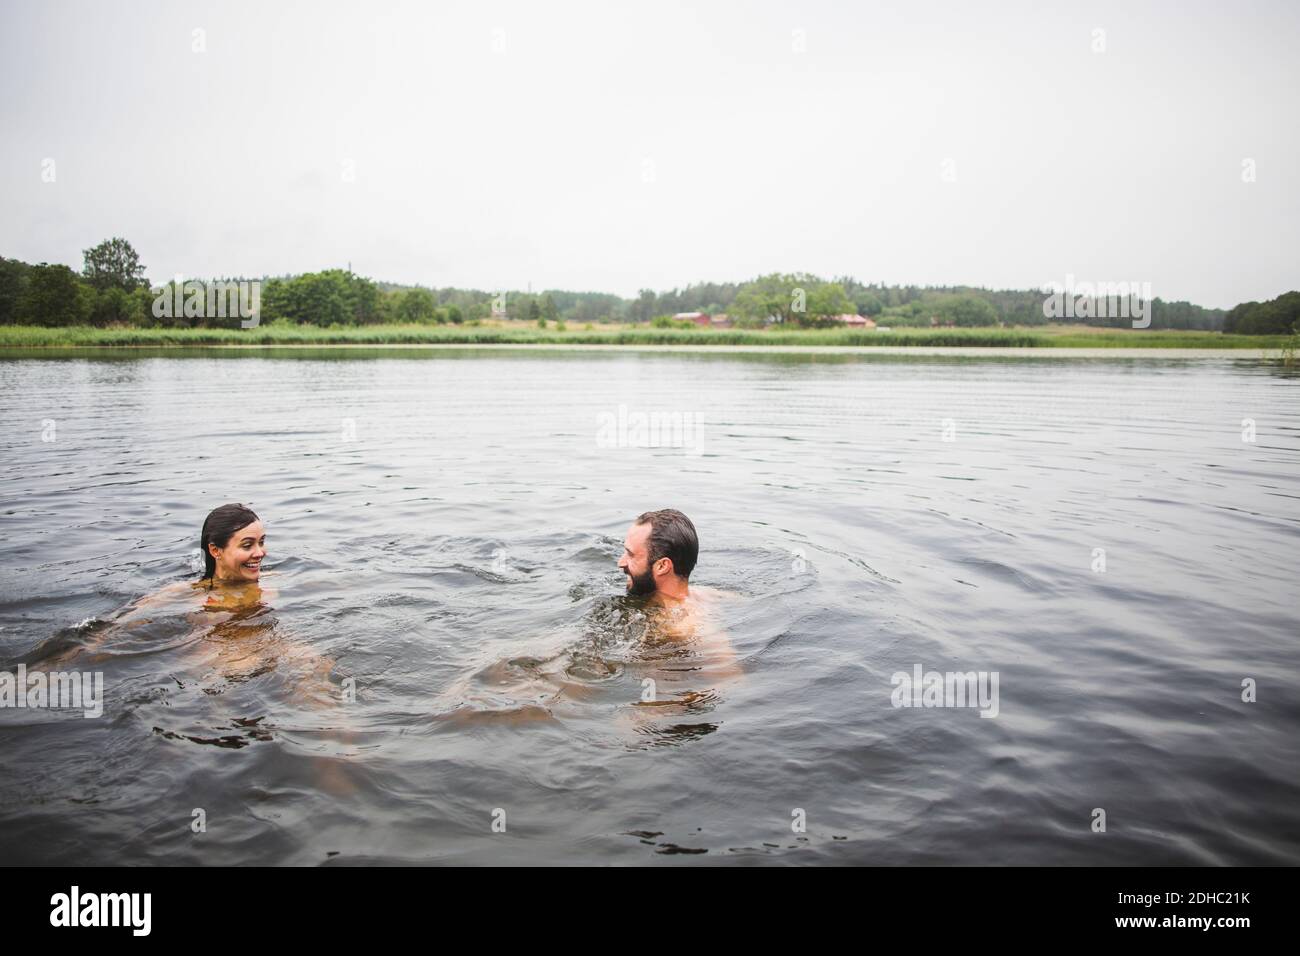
[1,0,1296,308]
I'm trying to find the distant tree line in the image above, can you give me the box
[1,238,1287,333]
[1223,292,1300,335]
[1,238,155,327]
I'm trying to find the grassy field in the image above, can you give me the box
[0,323,1289,350]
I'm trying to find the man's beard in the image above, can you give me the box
[625,565,657,596]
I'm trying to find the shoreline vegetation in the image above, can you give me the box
[0,323,1291,351]
[3,238,1296,353]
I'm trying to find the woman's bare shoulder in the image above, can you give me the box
[128,579,206,610]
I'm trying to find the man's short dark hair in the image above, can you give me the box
[636,509,698,580]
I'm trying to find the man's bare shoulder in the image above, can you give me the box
[688,584,742,603]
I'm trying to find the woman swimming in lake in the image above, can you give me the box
[94,502,272,616]
[178,502,271,613]
[36,503,341,709]
[200,503,266,586]
[19,502,360,792]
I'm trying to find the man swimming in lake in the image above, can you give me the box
[429,509,741,732]
[618,509,740,676]
[619,508,698,602]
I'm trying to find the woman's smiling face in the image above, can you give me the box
[209,520,266,583]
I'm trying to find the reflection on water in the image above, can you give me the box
[1,351,1298,865]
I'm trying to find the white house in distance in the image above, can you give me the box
[830,313,877,328]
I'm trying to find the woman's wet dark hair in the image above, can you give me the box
[200,503,260,581]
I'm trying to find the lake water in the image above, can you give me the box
[1,348,1298,865]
